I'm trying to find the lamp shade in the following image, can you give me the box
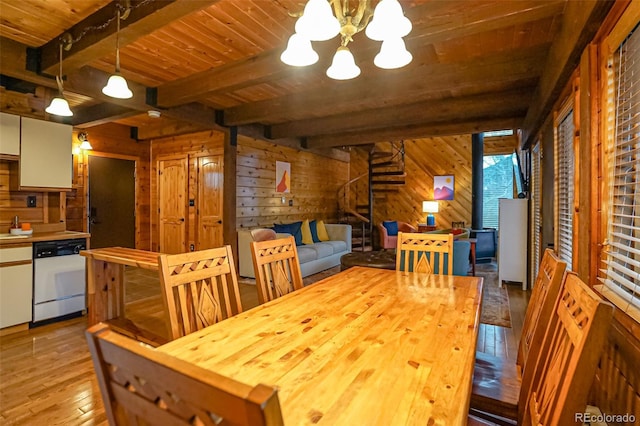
[295,0,340,41]
[102,74,133,99]
[326,46,361,80]
[280,33,319,66]
[374,37,412,69]
[45,96,73,117]
[365,0,412,41]
[422,201,439,213]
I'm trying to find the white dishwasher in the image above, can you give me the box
[32,239,87,324]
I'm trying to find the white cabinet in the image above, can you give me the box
[0,245,33,328]
[0,112,21,156]
[19,116,72,190]
[498,198,528,290]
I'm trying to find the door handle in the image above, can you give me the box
[217,220,222,224]
[180,218,185,222]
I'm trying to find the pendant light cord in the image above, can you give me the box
[56,42,64,94]
[115,9,121,73]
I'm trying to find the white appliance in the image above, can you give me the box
[32,239,86,323]
[498,198,528,290]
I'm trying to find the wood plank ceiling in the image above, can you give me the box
[0,0,613,148]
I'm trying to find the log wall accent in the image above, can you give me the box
[236,135,349,229]
[66,123,151,249]
[484,134,519,155]
[150,130,225,252]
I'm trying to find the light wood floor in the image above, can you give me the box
[0,264,527,425]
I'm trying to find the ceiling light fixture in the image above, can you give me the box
[102,7,133,99]
[78,132,93,150]
[45,38,73,117]
[281,0,412,80]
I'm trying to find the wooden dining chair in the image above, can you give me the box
[250,235,303,304]
[471,271,613,425]
[158,246,243,340]
[396,232,454,274]
[471,249,566,420]
[86,323,284,426]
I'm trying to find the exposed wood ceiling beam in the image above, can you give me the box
[305,117,524,149]
[223,45,547,126]
[520,0,615,148]
[268,87,534,139]
[156,0,564,107]
[39,0,220,75]
[135,120,209,141]
[72,103,139,128]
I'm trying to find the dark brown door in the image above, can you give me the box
[88,156,135,249]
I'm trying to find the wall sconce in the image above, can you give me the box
[422,201,439,226]
[78,132,93,150]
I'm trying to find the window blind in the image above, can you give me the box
[530,144,542,285]
[556,110,574,269]
[600,25,640,322]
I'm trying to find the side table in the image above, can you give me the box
[417,223,437,232]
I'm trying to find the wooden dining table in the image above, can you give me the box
[159,266,484,425]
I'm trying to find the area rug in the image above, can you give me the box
[476,262,512,328]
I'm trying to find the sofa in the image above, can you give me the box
[421,229,471,276]
[238,224,352,278]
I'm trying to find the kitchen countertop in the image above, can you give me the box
[0,231,90,246]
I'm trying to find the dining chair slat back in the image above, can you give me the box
[396,232,454,274]
[250,236,303,304]
[86,323,284,426]
[470,249,567,421]
[158,246,242,340]
[520,271,613,425]
[517,248,567,368]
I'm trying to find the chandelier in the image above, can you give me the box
[281,0,412,80]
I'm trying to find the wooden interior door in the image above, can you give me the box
[158,157,187,254]
[196,155,224,249]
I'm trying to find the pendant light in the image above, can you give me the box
[45,42,73,117]
[326,46,361,80]
[281,33,319,67]
[102,8,133,99]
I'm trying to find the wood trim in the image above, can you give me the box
[0,323,29,336]
[0,260,32,268]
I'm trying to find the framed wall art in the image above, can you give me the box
[434,175,454,200]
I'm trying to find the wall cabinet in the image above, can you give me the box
[0,112,21,156]
[0,245,33,328]
[498,198,528,290]
[17,117,72,190]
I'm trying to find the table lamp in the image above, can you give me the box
[422,201,439,226]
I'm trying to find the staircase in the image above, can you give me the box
[338,141,406,251]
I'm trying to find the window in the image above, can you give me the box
[600,23,640,322]
[555,108,575,270]
[482,154,514,229]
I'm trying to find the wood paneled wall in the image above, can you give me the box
[350,136,473,231]
[66,123,151,249]
[149,130,225,252]
[0,162,57,230]
[348,134,520,236]
[236,135,349,229]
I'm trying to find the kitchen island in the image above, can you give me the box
[80,246,167,346]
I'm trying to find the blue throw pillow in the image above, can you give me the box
[273,221,303,245]
[382,220,399,236]
[309,220,321,243]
